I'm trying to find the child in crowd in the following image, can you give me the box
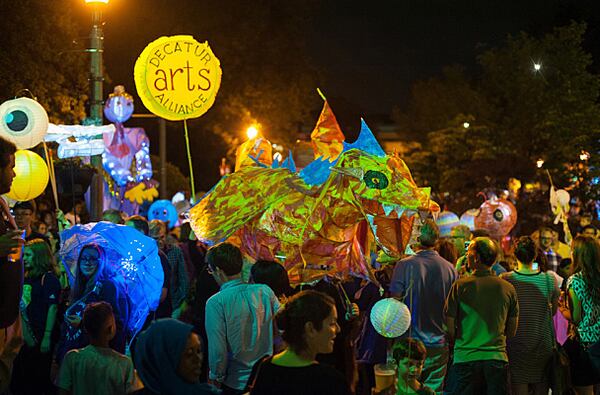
[57,302,141,395]
[393,338,435,395]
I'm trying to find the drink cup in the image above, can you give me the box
[374,362,396,391]
[7,230,25,262]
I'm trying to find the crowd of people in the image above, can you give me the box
[0,134,598,395]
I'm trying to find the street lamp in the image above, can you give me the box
[85,0,109,220]
[246,126,259,139]
[536,158,544,168]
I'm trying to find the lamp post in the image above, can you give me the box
[85,0,108,220]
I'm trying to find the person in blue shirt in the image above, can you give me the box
[204,243,280,394]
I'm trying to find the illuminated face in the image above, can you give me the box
[14,209,33,229]
[37,223,48,234]
[397,357,425,382]
[79,247,100,278]
[0,154,16,195]
[177,333,202,383]
[23,247,34,270]
[540,231,554,250]
[309,307,340,355]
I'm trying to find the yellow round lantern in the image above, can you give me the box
[6,150,49,201]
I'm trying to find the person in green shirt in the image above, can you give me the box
[444,237,519,395]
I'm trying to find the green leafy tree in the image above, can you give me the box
[0,1,90,123]
[399,22,600,211]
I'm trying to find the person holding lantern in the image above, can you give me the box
[0,136,25,392]
[55,243,129,364]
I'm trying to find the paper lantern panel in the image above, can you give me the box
[6,150,49,201]
[370,298,411,338]
[460,209,479,231]
[435,211,460,237]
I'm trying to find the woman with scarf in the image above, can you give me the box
[133,318,218,395]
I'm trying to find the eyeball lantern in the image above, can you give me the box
[0,97,48,149]
[473,197,517,240]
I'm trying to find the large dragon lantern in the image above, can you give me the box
[189,100,438,284]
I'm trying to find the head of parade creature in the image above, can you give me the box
[188,98,439,285]
[104,85,134,124]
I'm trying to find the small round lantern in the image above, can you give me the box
[435,211,460,237]
[460,209,479,231]
[370,298,411,338]
[0,97,49,149]
[474,197,517,240]
[6,150,49,201]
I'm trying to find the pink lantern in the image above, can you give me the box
[474,197,517,240]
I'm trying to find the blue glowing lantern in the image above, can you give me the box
[148,199,178,228]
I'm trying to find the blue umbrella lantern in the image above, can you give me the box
[59,221,163,337]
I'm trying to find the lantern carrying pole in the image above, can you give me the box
[183,119,196,203]
[42,142,59,209]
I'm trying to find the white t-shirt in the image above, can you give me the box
[58,345,142,395]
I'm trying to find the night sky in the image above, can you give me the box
[94,0,600,115]
[70,0,600,188]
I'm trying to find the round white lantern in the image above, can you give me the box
[370,298,411,338]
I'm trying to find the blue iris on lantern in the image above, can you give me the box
[4,110,28,132]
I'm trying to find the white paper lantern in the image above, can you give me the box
[370,298,411,338]
[0,98,48,149]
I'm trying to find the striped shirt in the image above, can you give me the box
[502,270,559,383]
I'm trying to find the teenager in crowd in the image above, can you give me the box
[250,290,351,395]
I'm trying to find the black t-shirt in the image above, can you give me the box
[251,360,351,395]
[0,217,23,329]
[22,272,61,341]
[155,250,172,318]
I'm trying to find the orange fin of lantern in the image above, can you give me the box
[310,94,345,161]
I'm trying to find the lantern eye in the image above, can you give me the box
[4,110,29,132]
[493,209,504,222]
[0,97,48,149]
[363,170,389,190]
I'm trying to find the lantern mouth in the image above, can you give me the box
[6,150,49,202]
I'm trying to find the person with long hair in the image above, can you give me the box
[564,235,600,394]
[501,236,559,395]
[250,290,350,395]
[56,243,129,363]
[434,239,459,265]
[10,239,60,394]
